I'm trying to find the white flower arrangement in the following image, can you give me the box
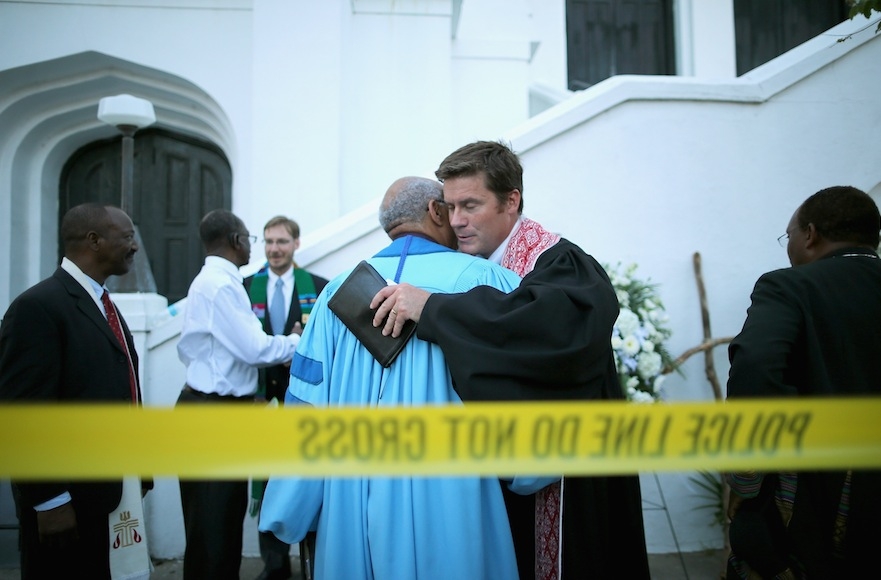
[605,262,674,403]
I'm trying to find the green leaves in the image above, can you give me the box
[689,470,727,526]
[847,0,881,31]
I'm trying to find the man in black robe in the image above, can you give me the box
[371,140,649,579]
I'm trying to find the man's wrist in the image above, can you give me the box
[34,492,72,511]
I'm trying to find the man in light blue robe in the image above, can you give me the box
[259,176,522,580]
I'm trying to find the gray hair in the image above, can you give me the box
[378,178,443,232]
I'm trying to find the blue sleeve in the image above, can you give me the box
[286,291,336,407]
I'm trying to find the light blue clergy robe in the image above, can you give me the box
[260,236,522,580]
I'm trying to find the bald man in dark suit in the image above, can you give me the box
[0,203,143,579]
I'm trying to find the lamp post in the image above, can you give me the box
[98,94,158,293]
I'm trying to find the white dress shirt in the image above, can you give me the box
[177,256,299,397]
[61,257,106,314]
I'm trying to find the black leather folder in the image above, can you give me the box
[327,260,417,367]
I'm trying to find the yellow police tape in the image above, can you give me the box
[1,397,879,479]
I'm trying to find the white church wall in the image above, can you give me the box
[250,1,345,235]
[677,0,738,77]
[526,0,568,90]
[338,5,455,215]
[504,18,881,551]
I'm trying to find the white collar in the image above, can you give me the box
[267,265,294,287]
[205,255,243,281]
[61,257,104,303]
[487,216,524,265]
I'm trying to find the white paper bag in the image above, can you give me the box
[108,476,152,580]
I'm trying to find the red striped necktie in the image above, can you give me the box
[101,290,139,403]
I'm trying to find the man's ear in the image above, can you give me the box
[428,199,447,226]
[227,232,239,248]
[804,223,819,249]
[507,189,521,212]
[86,230,101,250]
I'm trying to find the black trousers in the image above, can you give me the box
[258,527,292,578]
[502,482,535,580]
[177,386,252,579]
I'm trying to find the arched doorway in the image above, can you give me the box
[0,51,236,306]
[60,128,232,304]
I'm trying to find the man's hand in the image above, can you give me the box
[727,489,745,521]
[370,283,431,338]
[285,321,303,368]
[37,503,78,548]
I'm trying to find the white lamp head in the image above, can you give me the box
[97,94,156,129]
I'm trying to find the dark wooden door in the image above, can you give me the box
[60,128,231,303]
[567,0,675,90]
[734,0,847,75]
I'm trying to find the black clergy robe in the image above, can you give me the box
[417,238,650,578]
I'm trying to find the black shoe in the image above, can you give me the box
[254,566,292,580]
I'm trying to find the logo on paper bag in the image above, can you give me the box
[112,510,143,549]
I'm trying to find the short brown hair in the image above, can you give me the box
[263,215,300,240]
[435,140,524,213]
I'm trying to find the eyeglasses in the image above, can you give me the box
[241,234,257,244]
[777,233,789,247]
[263,238,293,246]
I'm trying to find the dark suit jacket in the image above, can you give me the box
[0,266,140,514]
[728,246,881,575]
[728,246,881,397]
[243,268,328,401]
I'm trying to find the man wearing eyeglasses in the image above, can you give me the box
[726,186,881,578]
[175,209,300,579]
[243,215,328,580]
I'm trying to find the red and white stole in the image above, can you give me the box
[501,217,560,277]
[500,218,562,580]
